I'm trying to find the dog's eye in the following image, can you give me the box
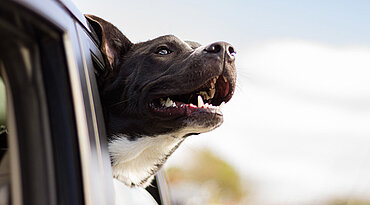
[156,47,172,55]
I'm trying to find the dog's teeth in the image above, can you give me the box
[208,77,216,89]
[223,76,228,83]
[160,98,166,106]
[211,78,216,89]
[199,91,210,100]
[213,77,217,84]
[197,95,204,107]
[209,88,216,99]
[204,103,209,108]
[165,97,174,107]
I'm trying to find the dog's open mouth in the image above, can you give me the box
[149,74,233,118]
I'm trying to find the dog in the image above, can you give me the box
[86,15,237,188]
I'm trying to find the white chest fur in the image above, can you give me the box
[108,121,220,188]
[108,133,184,187]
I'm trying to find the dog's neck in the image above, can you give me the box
[108,133,185,187]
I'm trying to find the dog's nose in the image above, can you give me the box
[204,42,236,61]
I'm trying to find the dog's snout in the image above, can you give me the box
[227,45,236,56]
[204,42,236,61]
[205,43,222,53]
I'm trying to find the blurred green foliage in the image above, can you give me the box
[327,199,370,205]
[0,77,5,125]
[167,148,245,204]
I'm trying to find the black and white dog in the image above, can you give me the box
[86,15,236,188]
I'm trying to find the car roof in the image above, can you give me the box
[58,0,90,31]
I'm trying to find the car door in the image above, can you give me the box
[0,0,114,204]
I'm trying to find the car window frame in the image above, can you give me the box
[0,0,114,204]
[1,0,172,204]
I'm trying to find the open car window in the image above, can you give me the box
[0,0,171,204]
[0,0,112,204]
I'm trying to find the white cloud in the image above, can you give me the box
[241,40,370,98]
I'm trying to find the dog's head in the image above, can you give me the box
[86,15,236,140]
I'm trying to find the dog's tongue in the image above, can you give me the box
[216,76,230,98]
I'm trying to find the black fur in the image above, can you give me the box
[85,15,236,187]
[86,15,236,141]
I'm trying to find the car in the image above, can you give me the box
[0,0,170,204]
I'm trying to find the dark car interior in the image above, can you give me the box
[0,0,169,204]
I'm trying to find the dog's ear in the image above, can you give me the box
[85,15,133,70]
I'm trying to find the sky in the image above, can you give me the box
[73,0,370,46]
[73,0,370,204]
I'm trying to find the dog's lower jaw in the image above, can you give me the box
[109,123,222,188]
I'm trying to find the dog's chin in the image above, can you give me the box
[180,111,224,136]
[167,109,224,136]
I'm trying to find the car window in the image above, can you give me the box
[0,1,86,204]
[1,1,170,204]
